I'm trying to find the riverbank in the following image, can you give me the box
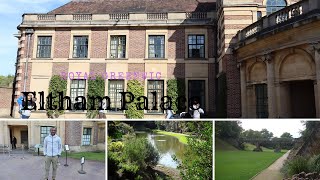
[153,130,189,144]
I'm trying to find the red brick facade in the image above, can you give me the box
[65,121,82,146]
[168,28,185,59]
[52,63,69,76]
[129,28,146,59]
[54,28,71,58]
[91,28,108,58]
[225,54,241,118]
[128,63,145,84]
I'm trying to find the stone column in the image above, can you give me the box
[266,54,277,118]
[239,62,247,118]
[313,43,320,117]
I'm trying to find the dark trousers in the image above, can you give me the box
[12,143,16,149]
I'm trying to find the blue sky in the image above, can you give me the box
[0,0,70,76]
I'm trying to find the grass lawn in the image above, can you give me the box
[153,130,189,144]
[61,151,105,162]
[215,150,285,180]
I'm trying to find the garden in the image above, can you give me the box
[108,121,212,180]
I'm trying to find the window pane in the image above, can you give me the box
[37,36,52,58]
[109,80,124,112]
[188,35,205,58]
[255,84,268,118]
[73,36,89,58]
[147,80,164,113]
[149,36,165,58]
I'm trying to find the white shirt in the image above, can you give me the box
[193,108,204,119]
[43,134,62,156]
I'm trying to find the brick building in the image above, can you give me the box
[12,0,317,118]
[12,0,216,119]
[0,121,105,152]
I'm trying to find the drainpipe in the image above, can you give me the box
[23,28,34,92]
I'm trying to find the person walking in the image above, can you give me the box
[43,127,62,180]
[20,94,36,119]
[11,136,17,149]
[165,109,174,119]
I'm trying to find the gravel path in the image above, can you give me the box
[0,153,105,180]
[252,150,291,180]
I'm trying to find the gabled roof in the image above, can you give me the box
[49,0,216,14]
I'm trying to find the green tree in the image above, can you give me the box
[215,121,242,139]
[178,122,213,179]
[280,132,293,139]
[167,79,185,113]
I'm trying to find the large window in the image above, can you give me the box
[255,84,268,118]
[82,128,92,145]
[110,36,126,58]
[266,0,287,15]
[109,80,124,112]
[147,80,164,113]
[70,80,86,110]
[148,35,165,58]
[188,80,206,109]
[188,35,205,58]
[73,36,88,58]
[37,36,52,58]
[40,126,53,144]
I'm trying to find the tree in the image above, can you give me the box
[261,128,274,140]
[280,132,293,139]
[215,121,242,139]
[177,122,212,179]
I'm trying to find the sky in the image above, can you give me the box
[240,119,305,138]
[0,0,70,76]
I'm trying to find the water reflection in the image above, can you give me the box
[136,132,186,168]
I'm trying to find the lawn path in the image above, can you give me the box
[252,150,291,180]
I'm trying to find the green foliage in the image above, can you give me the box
[0,75,14,87]
[108,141,124,152]
[167,79,185,113]
[177,122,213,180]
[215,121,242,139]
[125,80,144,119]
[46,75,67,118]
[86,76,105,118]
[123,138,160,170]
[216,73,227,117]
[280,132,293,139]
[282,156,309,177]
[108,122,135,139]
[108,137,160,179]
[308,155,320,173]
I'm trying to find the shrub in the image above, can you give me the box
[46,75,67,118]
[86,76,105,118]
[125,80,144,119]
[282,156,309,177]
[108,141,124,152]
[122,138,160,170]
[308,155,320,172]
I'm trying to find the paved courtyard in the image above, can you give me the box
[0,153,105,180]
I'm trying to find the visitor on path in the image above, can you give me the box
[11,136,17,149]
[189,99,204,119]
[20,94,36,119]
[98,99,107,119]
[43,127,62,180]
[17,93,25,118]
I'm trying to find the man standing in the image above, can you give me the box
[11,136,17,149]
[43,127,62,180]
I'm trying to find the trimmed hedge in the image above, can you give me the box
[46,75,67,118]
[86,76,105,119]
[125,80,144,119]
